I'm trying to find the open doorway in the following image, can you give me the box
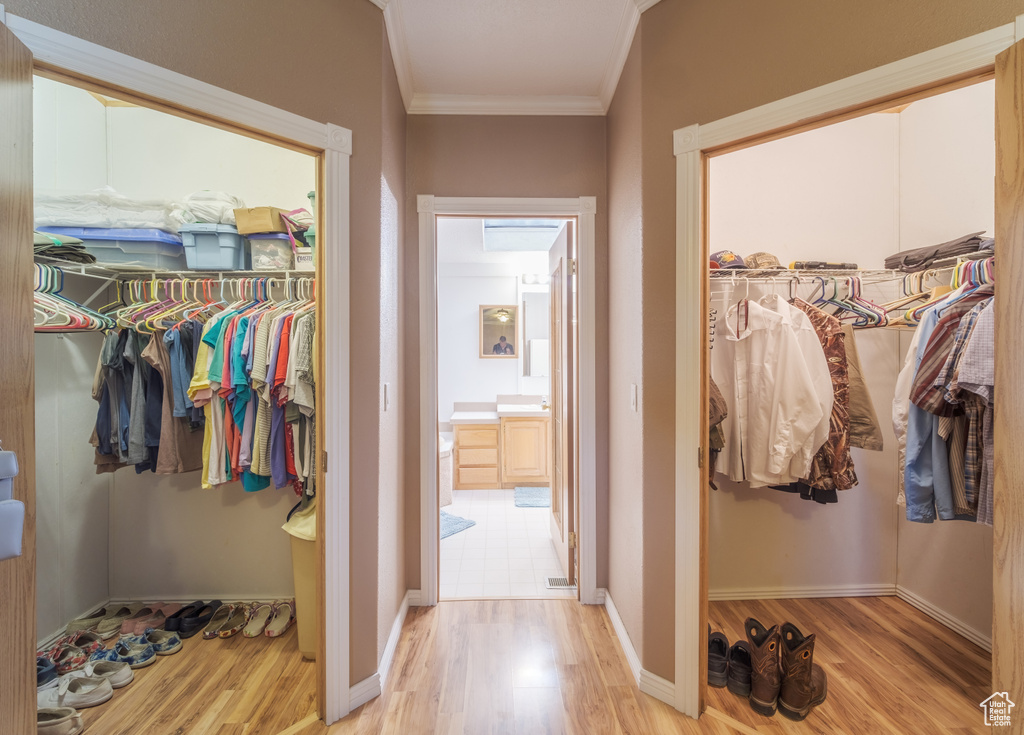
[435,217,576,600]
[417,196,599,608]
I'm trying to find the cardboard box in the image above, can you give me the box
[233,206,289,235]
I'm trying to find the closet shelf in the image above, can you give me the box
[34,255,314,281]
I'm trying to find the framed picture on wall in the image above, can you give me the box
[479,305,518,359]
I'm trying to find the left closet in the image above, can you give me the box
[31,75,318,728]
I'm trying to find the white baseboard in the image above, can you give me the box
[708,583,897,601]
[349,589,415,708]
[348,673,380,710]
[39,598,112,649]
[602,589,676,707]
[379,591,412,690]
[407,589,424,606]
[591,587,607,605]
[895,585,992,652]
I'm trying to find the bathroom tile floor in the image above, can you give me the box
[439,489,577,600]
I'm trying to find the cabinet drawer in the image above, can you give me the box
[458,467,500,487]
[457,428,499,447]
[459,448,498,466]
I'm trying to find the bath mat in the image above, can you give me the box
[440,510,476,539]
[514,486,551,508]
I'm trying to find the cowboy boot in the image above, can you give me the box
[778,622,828,721]
[745,617,781,716]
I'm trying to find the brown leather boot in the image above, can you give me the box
[778,622,828,721]
[744,617,781,716]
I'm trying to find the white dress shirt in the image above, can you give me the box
[713,298,826,488]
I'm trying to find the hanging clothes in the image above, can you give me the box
[713,298,829,488]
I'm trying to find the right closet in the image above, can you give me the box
[706,79,995,649]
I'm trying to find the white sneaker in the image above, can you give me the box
[37,707,84,735]
[37,675,113,709]
[66,660,134,689]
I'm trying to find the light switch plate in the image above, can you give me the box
[630,383,637,411]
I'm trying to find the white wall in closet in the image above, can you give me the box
[34,284,112,640]
[708,112,902,596]
[894,80,994,641]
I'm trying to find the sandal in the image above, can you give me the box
[243,603,274,638]
[202,604,236,640]
[265,599,296,638]
[218,603,252,639]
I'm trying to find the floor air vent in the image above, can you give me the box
[545,576,577,589]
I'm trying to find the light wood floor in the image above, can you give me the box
[78,625,317,735]
[74,597,991,734]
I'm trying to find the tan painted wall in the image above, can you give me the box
[606,0,1024,682]
[606,29,646,663]
[4,0,397,683]
[403,114,609,591]
[378,25,407,670]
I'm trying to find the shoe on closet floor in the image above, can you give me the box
[164,601,202,632]
[265,600,296,638]
[91,638,156,669]
[95,603,144,640]
[218,603,253,639]
[778,622,827,721]
[64,607,108,635]
[119,606,166,637]
[243,603,274,638]
[707,625,729,687]
[37,707,83,735]
[37,657,58,691]
[745,617,782,717]
[124,627,182,656]
[37,675,113,709]
[726,640,752,698]
[43,644,88,676]
[58,630,104,658]
[202,603,237,639]
[67,660,134,689]
[180,600,221,639]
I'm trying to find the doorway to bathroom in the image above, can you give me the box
[435,216,572,600]
[417,196,599,607]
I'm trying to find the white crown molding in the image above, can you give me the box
[597,1,640,110]
[383,0,415,111]
[634,0,664,11]
[0,5,6,24]
[369,0,390,9]
[408,92,605,116]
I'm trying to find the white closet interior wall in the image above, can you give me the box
[33,77,316,642]
[707,80,994,645]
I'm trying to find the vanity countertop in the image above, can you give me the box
[449,410,500,425]
[450,402,550,424]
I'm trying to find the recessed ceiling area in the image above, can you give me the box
[437,217,563,270]
[374,0,663,115]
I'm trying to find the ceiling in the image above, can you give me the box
[437,217,558,271]
[371,0,663,115]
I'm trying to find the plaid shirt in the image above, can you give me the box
[940,299,991,514]
[910,284,994,416]
[956,302,995,526]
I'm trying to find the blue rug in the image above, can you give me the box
[440,510,476,539]
[514,486,551,508]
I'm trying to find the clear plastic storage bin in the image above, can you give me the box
[36,227,186,270]
[248,233,293,270]
[179,223,247,270]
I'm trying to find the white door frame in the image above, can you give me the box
[672,19,1021,718]
[7,14,353,723]
[418,195,599,606]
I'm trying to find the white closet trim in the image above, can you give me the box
[418,195,599,608]
[673,17,1021,719]
[8,14,352,724]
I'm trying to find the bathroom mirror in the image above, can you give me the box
[479,305,518,359]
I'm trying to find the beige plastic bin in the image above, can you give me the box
[283,501,317,660]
